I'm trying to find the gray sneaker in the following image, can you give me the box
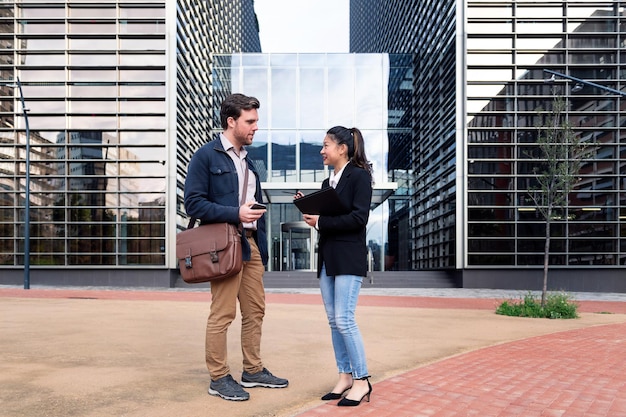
[208,374,250,401]
[240,367,289,388]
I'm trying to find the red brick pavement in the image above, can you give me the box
[2,287,626,417]
[299,322,626,417]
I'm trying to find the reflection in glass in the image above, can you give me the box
[70,38,117,50]
[119,54,165,66]
[270,70,296,128]
[0,4,170,270]
[270,130,297,181]
[215,53,412,271]
[69,22,116,34]
[69,7,116,18]
[70,53,117,66]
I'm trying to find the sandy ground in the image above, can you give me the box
[1,296,625,417]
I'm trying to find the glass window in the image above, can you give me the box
[119,100,165,113]
[467,37,512,50]
[119,69,165,82]
[119,161,166,177]
[20,21,65,34]
[468,254,514,265]
[69,100,116,114]
[299,68,324,129]
[298,130,325,182]
[70,84,118,98]
[467,52,512,66]
[70,53,117,66]
[70,69,117,82]
[327,67,353,127]
[270,130,296,180]
[119,38,165,51]
[119,53,165,66]
[23,38,66,51]
[21,69,65,82]
[69,115,117,129]
[20,53,65,66]
[119,131,165,146]
[270,68,296,128]
[120,7,166,18]
[26,100,65,114]
[69,37,117,50]
[355,67,384,129]
[120,21,165,34]
[467,5,512,19]
[28,115,66,129]
[468,238,514,252]
[20,7,64,18]
[68,254,115,265]
[119,84,165,98]
[69,22,116,34]
[119,178,165,193]
[69,7,116,18]
[467,20,513,34]
[119,116,166,129]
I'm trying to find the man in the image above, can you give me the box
[184,93,288,401]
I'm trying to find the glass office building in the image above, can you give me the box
[0,1,411,286]
[351,0,626,291]
[3,0,625,291]
[206,53,410,273]
[0,0,261,285]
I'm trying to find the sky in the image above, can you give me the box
[254,0,350,53]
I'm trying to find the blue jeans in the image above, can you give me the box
[319,264,369,379]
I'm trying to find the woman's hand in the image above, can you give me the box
[303,214,319,228]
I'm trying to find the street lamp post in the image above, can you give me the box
[543,69,626,97]
[13,78,30,289]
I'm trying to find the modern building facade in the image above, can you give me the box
[205,52,410,273]
[2,0,625,292]
[351,0,626,291]
[0,0,261,285]
[0,0,412,287]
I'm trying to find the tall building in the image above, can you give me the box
[0,0,260,285]
[351,0,626,291]
[3,1,625,292]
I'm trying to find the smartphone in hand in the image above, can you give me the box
[250,203,267,210]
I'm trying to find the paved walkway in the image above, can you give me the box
[2,285,626,417]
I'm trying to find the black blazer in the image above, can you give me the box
[317,162,372,278]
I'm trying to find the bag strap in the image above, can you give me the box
[187,158,251,231]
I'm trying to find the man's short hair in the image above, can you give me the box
[220,93,260,129]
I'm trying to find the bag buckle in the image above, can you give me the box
[210,251,219,263]
[184,256,192,269]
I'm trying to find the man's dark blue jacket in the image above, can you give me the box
[183,139,268,265]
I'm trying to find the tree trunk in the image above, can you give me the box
[542,208,551,307]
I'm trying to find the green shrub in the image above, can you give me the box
[496,291,578,319]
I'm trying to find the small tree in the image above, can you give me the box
[527,96,589,307]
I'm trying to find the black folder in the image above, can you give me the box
[293,187,349,216]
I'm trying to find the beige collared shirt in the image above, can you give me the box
[220,134,257,230]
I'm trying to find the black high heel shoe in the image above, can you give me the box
[321,386,351,401]
[337,379,372,407]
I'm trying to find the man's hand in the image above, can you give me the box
[239,201,266,223]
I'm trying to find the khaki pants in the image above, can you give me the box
[205,236,266,380]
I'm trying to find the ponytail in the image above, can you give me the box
[326,126,373,182]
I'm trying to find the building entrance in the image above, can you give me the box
[280,221,316,271]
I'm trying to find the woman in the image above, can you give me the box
[296,126,373,407]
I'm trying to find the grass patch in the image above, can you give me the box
[496,291,579,319]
